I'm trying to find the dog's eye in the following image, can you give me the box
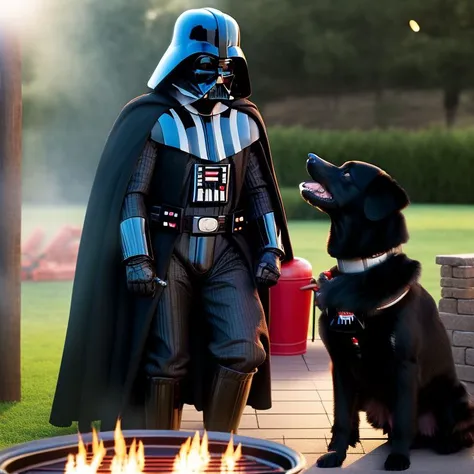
[343,172,351,179]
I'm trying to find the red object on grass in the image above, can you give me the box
[21,226,82,281]
[40,226,80,261]
[31,261,76,281]
[21,268,31,281]
[21,228,47,280]
[54,241,80,264]
[21,227,45,257]
[269,257,313,355]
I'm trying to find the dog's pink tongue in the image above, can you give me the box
[304,182,333,199]
[305,182,323,192]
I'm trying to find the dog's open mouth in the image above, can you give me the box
[300,181,333,201]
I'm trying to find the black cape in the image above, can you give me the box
[49,91,293,429]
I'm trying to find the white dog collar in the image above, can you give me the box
[336,246,402,274]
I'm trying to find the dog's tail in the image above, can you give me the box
[450,382,474,450]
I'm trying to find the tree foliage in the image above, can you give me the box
[20,0,474,202]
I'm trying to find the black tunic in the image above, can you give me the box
[49,92,293,429]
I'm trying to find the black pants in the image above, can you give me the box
[142,239,267,378]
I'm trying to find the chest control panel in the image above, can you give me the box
[192,164,230,204]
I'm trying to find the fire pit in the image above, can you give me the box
[0,422,306,474]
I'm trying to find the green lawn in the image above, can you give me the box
[0,204,472,449]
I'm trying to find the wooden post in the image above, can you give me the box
[0,24,22,401]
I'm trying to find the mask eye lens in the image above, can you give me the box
[193,55,218,84]
[221,61,233,73]
[195,55,216,71]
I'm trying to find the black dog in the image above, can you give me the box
[299,153,474,471]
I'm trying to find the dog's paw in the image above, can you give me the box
[316,451,346,468]
[384,453,410,471]
[433,437,464,455]
[349,428,360,447]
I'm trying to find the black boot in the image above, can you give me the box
[203,365,256,433]
[145,377,183,430]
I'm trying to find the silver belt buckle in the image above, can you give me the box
[194,216,219,234]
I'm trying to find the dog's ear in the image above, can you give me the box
[363,174,409,221]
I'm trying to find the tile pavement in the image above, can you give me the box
[181,339,474,471]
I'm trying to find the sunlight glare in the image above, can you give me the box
[409,20,421,33]
[0,0,41,26]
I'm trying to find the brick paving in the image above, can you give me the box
[181,339,474,471]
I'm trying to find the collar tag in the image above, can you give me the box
[337,311,355,325]
[329,310,365,332]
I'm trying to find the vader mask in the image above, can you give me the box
[147,8,251,105]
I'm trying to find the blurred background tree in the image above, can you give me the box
[403,0,474,127]
[19,0,474,203]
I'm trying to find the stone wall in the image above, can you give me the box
[436,254,474,393]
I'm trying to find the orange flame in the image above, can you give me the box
[65,420,242,474]
[110,420,145,474]
[173,431,211,473]
[220,435,242,473]
[65,428,107,474]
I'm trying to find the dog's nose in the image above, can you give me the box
[307,153,328,167]
[307,153,318,165]
[307,153,336,169]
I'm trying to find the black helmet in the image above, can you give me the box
[147,8,251,101]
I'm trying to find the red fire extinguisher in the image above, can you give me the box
[269,257,314,355]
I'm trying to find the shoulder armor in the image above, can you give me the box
[150,107,260,161]
[150,109,190,153]
[227,109,260,154]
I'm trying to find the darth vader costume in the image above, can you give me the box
[50,7,293,433]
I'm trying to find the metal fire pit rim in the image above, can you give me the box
[0,429,306,474]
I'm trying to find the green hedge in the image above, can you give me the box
[269,127,474,204]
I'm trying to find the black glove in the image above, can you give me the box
[314,271,331,310]
[255,250,282,287]
[125,255,156,297]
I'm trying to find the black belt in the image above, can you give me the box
[149,205,246,235]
